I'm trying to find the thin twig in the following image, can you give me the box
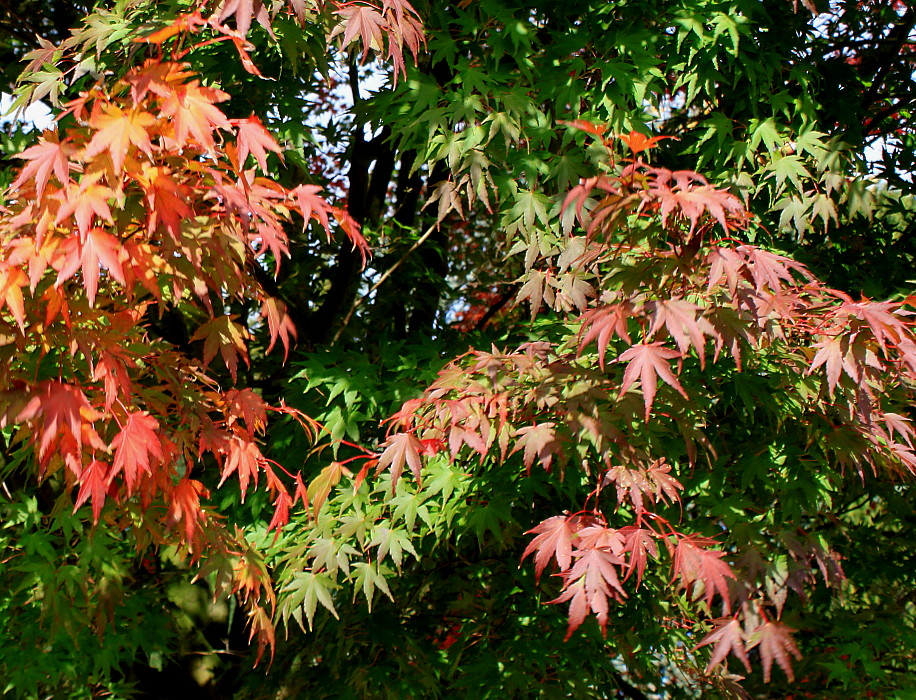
[331,222,438,345]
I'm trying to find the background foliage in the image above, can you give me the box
[0,0,915,698]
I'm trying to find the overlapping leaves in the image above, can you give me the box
[354,128,916,685]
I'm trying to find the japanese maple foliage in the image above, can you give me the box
[366,127,916,683]
[0,9,383,655]
[2,0,916,697]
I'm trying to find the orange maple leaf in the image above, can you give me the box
[618,130,673,154]
[190,315,250,380]
[85,105,157,172]
[261,296,296,359]
[55,228,125,306]
[0,265,28,330]
[168,478,209,541]
[220,436,263,500]
[160,81,231,151]
[55,181,114,238]
[138,164,193,237]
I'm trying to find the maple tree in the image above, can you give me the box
[1,0,915,698]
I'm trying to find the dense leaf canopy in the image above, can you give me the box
[0,1,915,698]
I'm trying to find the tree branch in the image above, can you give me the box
[859,8,916,110]
[611,672,651,700]
[331,221,438,345]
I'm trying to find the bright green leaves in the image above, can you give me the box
[766,155,812,196]
[370,524,418,569]
[281,571,340,631]
[273,456,476,634]
[508,189,552,234]
[351,561,394,610]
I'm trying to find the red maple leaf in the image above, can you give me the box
[336,4,387,63]
[376,432,424,485]
[695,617,752,673]
[705,246,745,295]
[198,421,232,460]
[746,620,802,682]
[808,332,856,397]
[234,115,283,172]
[522,514,581,581]
[333,207,369,265]
[648,168,745,234]
[551,547,627,639]
[381,0,425,79]
[287,0,307,24]
[223,387,269,437]
[214,0,272,37]
[602,464,653,513]
[54,228,125,307]
[12,132,71,198]
[645,458,683,504]
[251,217,290,267]
[671,537,735,611]
[512,422,559,472]
[109,411,163,493]
[267,489,293,533]
[617,342,689,421]
[603,459,681,512]
[167,478,209,541]
[620,526,658,585]
[17,381,104,462]
[842,300,908,354]
[92,348,134,409]
[578,303,634,369]
[647,298,716,368]
[738,245,811,294]
[73,458,112,523]
[220,436,264,500]
[576,522,626,554]
[290,184,332,236]
[883,412,915,447]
